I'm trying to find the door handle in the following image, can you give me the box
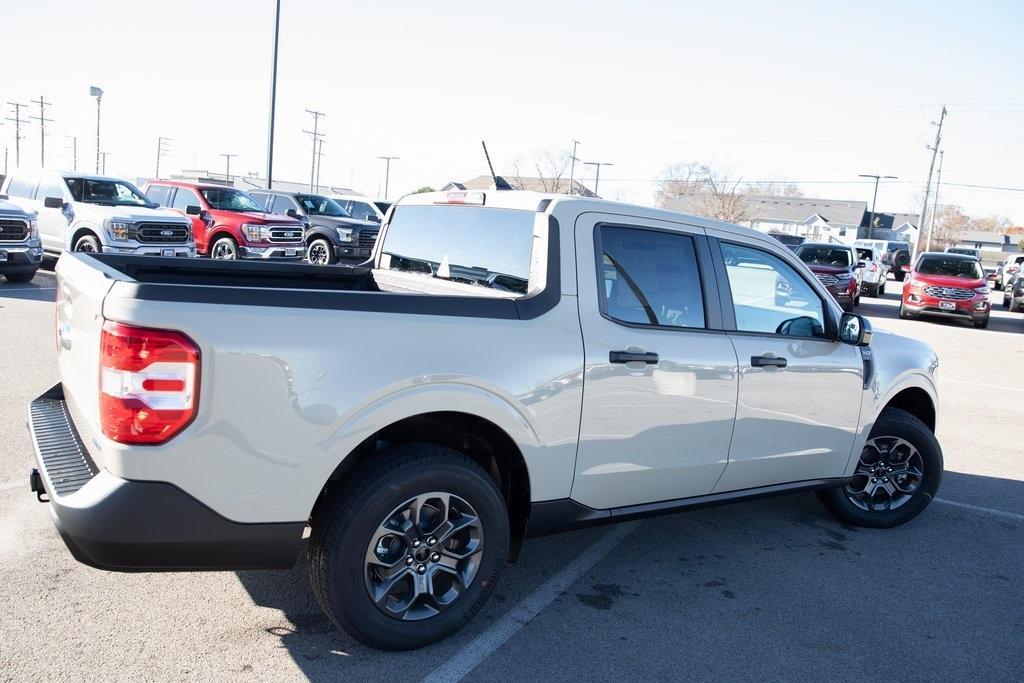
[610,350,659,365]
[751,355,788,368]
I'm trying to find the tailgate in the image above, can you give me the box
[55,254,119,467]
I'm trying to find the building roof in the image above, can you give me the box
[960,230,1009,245]
[746,196,868,226]
[452,175,598,198]
[869,212,919,230]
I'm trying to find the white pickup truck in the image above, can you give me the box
[29,190,943,650]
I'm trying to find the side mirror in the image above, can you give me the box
[44,196,65,209]
[185,205,202,215]
[286,208,302,220]
[839,312,872,346]
[368,214,381,223]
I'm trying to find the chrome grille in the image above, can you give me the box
[135,223,189,244]
[0,219,29,242]
[816,274,838,286]
[358,230,379,249]
[268,225,304,243]
[924,286,974,300]
[30,393,98,497]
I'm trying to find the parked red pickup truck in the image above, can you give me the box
[143,181,305,260]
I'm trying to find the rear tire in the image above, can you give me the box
[308,443,509,651]
[817,407,942,529]
[893,270,906,282]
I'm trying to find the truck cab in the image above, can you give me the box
[143,181,305,260]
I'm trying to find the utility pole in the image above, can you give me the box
[29,95,53,167]
[90,86,103,174]
[917,105,947,249]
[377,155,399,199]
[64,135,78,171]
[155,136,171,178]
[315,140,326,192]
[567,140,580,195]
[925,150,945,252]
[220,153,237,183]
[858,174,897,240]
[5,101,28,166]
[265,0,281,189]
[303,109,325,192]
[583,161,613,197]
[99,151,111,174]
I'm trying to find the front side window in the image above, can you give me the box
[598,226,705,329]
[722,242,826,338]
[201,187,265,212]
[295,194,350,217]
[342,200,378,221]
[170,187,201,211]
[270,195,297,215]
[35,177,66,201]
[64,178,152,207]
[379,205,535,296]
[145,184,172,206]
[249,192,269,210]
[795,244,852,268]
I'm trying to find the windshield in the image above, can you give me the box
[200,187,266,212]
[296,194,351,217]
[917,256,984,279]
[946,247,978,256]
[855,248,874,261]
[380,205,535,296]
[64,177,152,207]
[795,245,852,267]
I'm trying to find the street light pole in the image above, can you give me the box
[858,173,897,240]
[567,140,580,195]
[220,153,237,183]
[377,156,399,199]
[925,151,944,252]
[583,161,613,197]
[90,86,103,174]
[265,0,281,189]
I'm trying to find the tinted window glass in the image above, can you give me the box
[916,256,984,279]
[344,200,377,221]
[170,187,200,211]
[271,195,296,215]
[65,178,150,206]
[35,177,66,201]
[146,185,172,206]
[598,226,705,329]
[201,187,265,212]
[855,248,874,262]
[795,244,852,267]
[295,194,350,217]
[6,175,36,198]
[380,205,535,295]
[722,242,826,338]
[249,192,269,209]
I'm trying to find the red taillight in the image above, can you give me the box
[870,263,878,272]
[99,321,199,445]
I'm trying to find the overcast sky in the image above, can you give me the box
[3,0,1022,222]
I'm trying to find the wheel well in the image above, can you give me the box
[306,229,331,245]
[312,412,531,561]
[69,227,99,249]
[208,230,236,245]
[884,387,935,432]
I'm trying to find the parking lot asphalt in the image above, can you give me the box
[1,267,1022,681]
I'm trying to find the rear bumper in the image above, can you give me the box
[28,384,303,572]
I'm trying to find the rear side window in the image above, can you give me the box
[249,191,269,209]
[598,226,705,329]
[343,200,378,221]
[5,175,36,198]
[35,177,66,201]
[379,205,536,296]
[146,184,172,206]
[170,187,200,211]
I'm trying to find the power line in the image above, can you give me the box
[220,153,237,182]
[583,160,613,196]
[377,155,399,199]
[155,136,171,178]
[5,101,28,166]
[64,135,77,171]
[29,95,54,167]
[303,109,325,192]
[918,104,947,240]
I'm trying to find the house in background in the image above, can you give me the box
[743,197,868,244]
[443,175,598,197]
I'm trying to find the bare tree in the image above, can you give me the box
[970,214,1013,233]
[747,180,804,198]
[508,147,573,193]
[926,205,972,251]
[655,162,755,224]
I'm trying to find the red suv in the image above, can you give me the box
[900,252,991,328]
[142,181,305,260]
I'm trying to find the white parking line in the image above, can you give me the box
[422,521,641,683]
[935,497,1024,523]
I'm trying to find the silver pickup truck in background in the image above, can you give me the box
[29,190,943,650]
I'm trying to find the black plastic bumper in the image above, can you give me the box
[28,384,304,572]
[0,246,42,273]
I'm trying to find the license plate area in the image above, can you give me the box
[162,249,174,257]
[286,249,297,257]
[0,249,7,262]
[939,301,956,310]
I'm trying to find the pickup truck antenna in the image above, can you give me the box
[481,140,514,191]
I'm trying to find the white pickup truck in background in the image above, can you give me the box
[29,190,942,650]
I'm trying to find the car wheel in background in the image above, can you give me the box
[308,443,509,650]
[974,316,990,329]
[817,407,942,528]
[879,279,886,295]
[2,270,37,283]
[307,238,335,266]
[73,235,102,253]
[1010,297,1021,313]
[899,303,912,319]
[210,237,239,260]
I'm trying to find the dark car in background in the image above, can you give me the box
[794,242,862,310]
[768,232,805,251]
[250,190,380,265]
[901,252,991,328]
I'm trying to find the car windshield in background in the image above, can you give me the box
[917,256,984,279]
[856,248,874,261]
[64,178,151,207]
[795,245,852,267]
[380,205,534,295]
[946,247,978,256]
[296,194,350,217]
[201,188,266,212]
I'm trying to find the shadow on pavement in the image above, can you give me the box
[234,470,1024,679]
[0,269,57,303]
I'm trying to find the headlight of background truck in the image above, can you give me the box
[241,223,268,242]
[28,218,39,240]
[106,219,132,241]
[335,227,354,242]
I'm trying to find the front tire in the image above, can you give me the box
[308,443,509,651]
[974,316,990,329]
[1010,296,1021,313]
[2,269,37,283]
[73,234,102,253]
[307,238,336,266]
[817,407,942,528]
[210,236,239,260]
